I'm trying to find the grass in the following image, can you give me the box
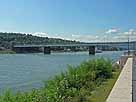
[88,68,121,102]
[0,50,16,54]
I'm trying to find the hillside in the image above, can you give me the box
[0,32,79,49]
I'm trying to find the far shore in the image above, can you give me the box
[0,50,16,54]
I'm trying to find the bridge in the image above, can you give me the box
[12,41,136,55]
[12,44,96,55]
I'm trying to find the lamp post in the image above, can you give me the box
[128,34,130,55]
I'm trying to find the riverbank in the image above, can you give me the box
[0,58,121,102]
[0,50,16,54]
[89,68,121,102]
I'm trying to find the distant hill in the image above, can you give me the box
[0,32,80,49]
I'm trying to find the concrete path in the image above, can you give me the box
[133,57,136,102]
[106,58,132,102]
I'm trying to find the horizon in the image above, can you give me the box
[0,0,136,42]
[0,31,136,43]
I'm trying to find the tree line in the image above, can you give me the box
[0,32,79,49]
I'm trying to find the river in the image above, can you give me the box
[0,51,124,93]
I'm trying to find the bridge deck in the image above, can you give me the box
[13,41,134,48]
[13,44,97,47]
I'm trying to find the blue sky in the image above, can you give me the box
[0,0,136,42]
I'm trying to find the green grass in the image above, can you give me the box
[0,50,16,54]
[88,69,121,102]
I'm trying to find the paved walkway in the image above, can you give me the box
[133,57,136,102]
[106,58,132,102]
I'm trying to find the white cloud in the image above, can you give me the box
[105,28,119,34]
[112,29,136,42]
[27,28,136,42]
[32,32,48,37]
[68,34,99,42]
[123,29,136,36]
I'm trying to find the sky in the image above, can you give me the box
[0,0,136,42]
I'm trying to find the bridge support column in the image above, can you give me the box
[44,47,51,54]
[89,46,95,55]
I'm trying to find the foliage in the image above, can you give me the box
[0,58,114,102]
[0,32,79,49]
[0,50,16,54]
[89,68,121,102]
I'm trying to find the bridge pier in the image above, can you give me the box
[89,46,95,55]
[44,47,51,54]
